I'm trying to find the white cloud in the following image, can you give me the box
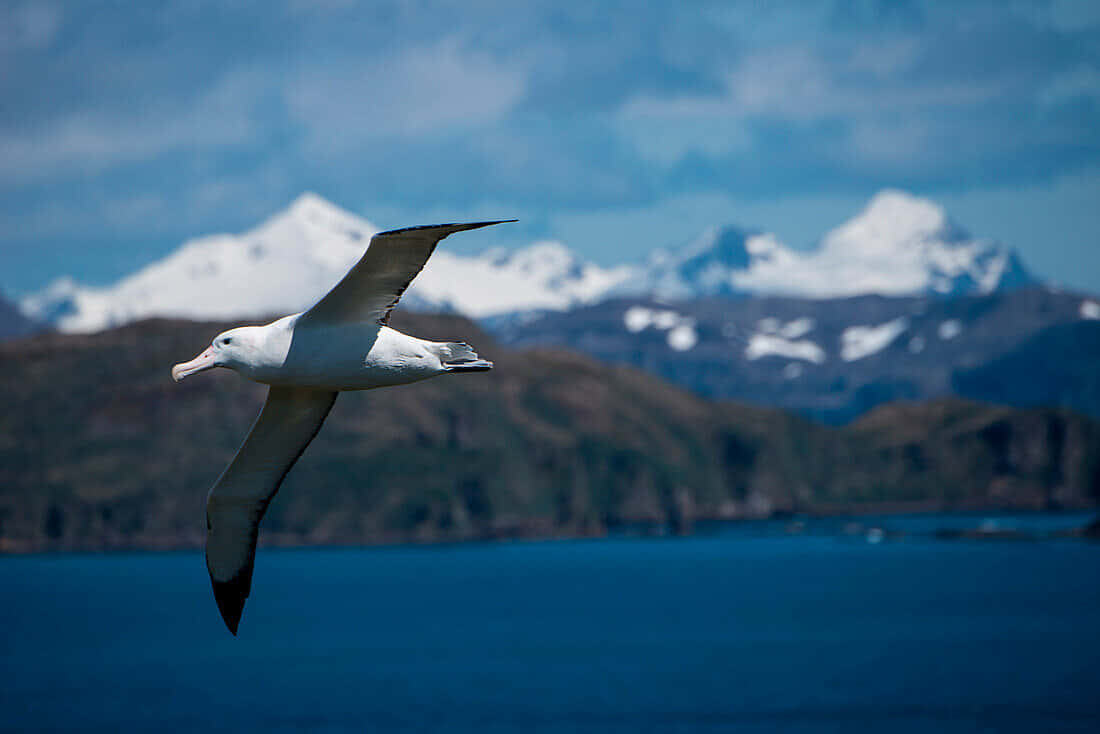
[0,2,62,52]
[0,69,265,182]
[631,43,1003,123]
[0,162,293,240]
[285,39,526,153]
[615,115,751,165]
[101,194,170,231]
[618,40,1006,168]
[285,0,357,13]
[1009,0,1100,31]
[847,38,922,78]
[1040,67,1100,106]
[844,119,934,168]
[2,1,1099,299]
[726,47,834,121]
[0,193,176,240]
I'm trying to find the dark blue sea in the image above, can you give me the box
[2,512,1099,733]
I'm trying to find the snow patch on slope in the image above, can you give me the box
[746,334,826,364]
[623,306,688,332]
[938,320,963,340]
[841,317,909,362]
[756,316,816,339]
[622,305,699,351]
[782,363,804,379]
[780,317,815,339]
[667,323,698,351]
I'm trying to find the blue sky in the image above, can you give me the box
[1,0,1099,296]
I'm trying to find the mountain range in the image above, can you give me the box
[19,189,1037,333]
[495,289,1100,423]
[12,189,1098,424]
[612,190,1035,301]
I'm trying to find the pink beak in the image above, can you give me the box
[172,346,218,382]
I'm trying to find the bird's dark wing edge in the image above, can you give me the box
[300,220,517,326]
[205,386,338,635]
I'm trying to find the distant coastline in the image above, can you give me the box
[3,506,1096,555]
[2,315,1098,556]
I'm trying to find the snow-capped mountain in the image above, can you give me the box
[614,228,793,300]
[21,193,631,333]
[21,189,1037,334]
[407,241,632,318]
[622,190,1035,300]
[22,194,378,333]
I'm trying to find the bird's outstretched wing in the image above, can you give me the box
[205,386,338,635]
[300,220,516,326]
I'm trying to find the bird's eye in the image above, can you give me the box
[221,338,232,346]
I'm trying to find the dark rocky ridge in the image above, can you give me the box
[0,291,39,341]
[491,288,1097,423]
[1,313,1098,553]
[953,320,1100,419]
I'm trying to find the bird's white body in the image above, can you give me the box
[224,315,456,391]
[171,219,509,635]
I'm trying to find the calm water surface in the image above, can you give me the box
[2,512,1098,733]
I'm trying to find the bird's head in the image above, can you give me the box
[172,326,263,382]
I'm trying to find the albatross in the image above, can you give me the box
[171,220,513,634]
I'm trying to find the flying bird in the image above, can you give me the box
[171,220,514,634]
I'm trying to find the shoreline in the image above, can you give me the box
[3,504,1096,556]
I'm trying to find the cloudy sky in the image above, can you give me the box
[1,0,1099,295]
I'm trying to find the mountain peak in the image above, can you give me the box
[507,240,577,270]
[20,195,383,332]
[823,189,958,258]
[863,189,947,230]
[685,226,754,269]
[288,191,347,218]
[273,192,376,239]
[610,224,780,300]
[649,189,1035,299]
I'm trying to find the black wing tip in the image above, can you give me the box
[445,359,494,372]
[376,220,518,237]
[211,574,250,636]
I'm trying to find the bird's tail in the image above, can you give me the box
[436,342,493,372]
